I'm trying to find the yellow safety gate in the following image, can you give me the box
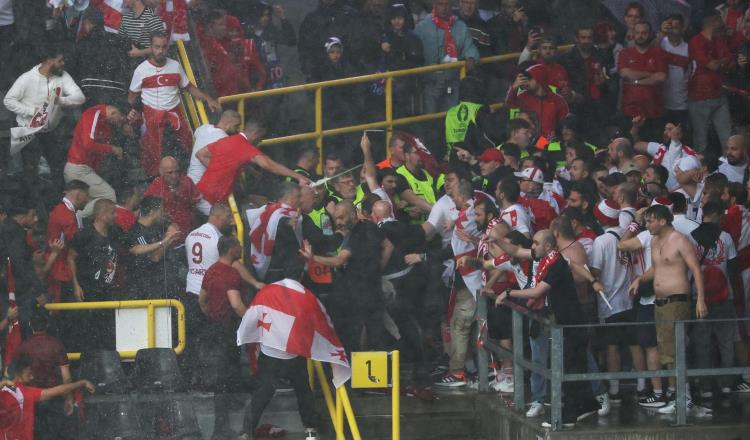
[44,299,186,360]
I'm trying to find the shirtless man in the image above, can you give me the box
[628,204,707,414]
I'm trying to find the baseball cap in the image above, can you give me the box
[675,156,700,173]
[477,148,505,163]
[324,37,343,52]
[514,167,544,184]
[523,64,548,88]
[621,162,641,175]
[593,198,621,227]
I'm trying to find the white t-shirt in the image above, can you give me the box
[675,183,703,222]
[188,124,227,184]
[0,0,13,26]
[427,194,458,248]
[636,230,654,305]
[619,207,636,231]
[129,58,189,111]
[660,36,689,111]
[184,222,222,294]
[718,158,747,184]
[590,227,633,319]
[500,203,532,236]
[672,214,699,242]
[647,140,692,191]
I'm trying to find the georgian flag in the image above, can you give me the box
[247,203,302,281]
[237,279,351,388]
[4,259,22,366]
[89,0,124,34]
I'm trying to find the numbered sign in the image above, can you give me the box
[351,351,388,388]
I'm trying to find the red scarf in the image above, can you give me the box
[533,250,560,286]
[431,8,458,59]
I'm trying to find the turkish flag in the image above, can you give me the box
[4,258,22,366]
[237,279,351,388]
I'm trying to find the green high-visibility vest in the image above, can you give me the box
[445,101,483,157]
[396,165,436,223]
[547,141,597,169]
[329,185,366,208]
[307,207,333,235]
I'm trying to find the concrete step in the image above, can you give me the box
[348,393,478,416]
[355,412,480,440]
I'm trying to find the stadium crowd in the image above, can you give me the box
[2,0,750,438]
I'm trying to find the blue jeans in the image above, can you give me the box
[688,95,732,152]
[529,322,549,403]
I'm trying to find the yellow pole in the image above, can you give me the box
[338,386,362,440]
[315,88,323,175]
[335,388,344,440]
[385,77,393,159]
[459,62,467,79]
[146,303,156,348]
[238,100,246,130]
[307,359,315,391]
[313,361,338,435]
[392,350,400,440]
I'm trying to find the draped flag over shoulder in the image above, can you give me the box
[4,259,22,367]
[237,279,351,388]
[247,203,302,281]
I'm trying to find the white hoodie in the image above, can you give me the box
[3,64,85,130]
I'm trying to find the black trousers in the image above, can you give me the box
[21,128,68,205]
[35,397,73,440]
[243,352,318,434]
[387,269,428,383]
[562,327,600,422]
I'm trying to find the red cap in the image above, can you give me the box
[478,148,505,163]
[524,64,548,88]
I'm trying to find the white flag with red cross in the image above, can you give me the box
[237,279,351,388]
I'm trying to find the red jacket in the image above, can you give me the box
[67,104,114,169]
[505,89,569,139]
[145,176,201,243]
[688,32,732,102]
[45,200,79,282]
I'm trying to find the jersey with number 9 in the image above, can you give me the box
[185,222,222,295]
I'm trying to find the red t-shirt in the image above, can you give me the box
[14,334,69,388]
[201,261,242,323]
[2,384,43,440]
[67,104,114,169]
[45,201,78,282]
[618,46,667,118]
[197,133,263,203]
[688,33,731,102]
[145,176,200,243]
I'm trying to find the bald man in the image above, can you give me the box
[145,156,201,243]
[489,228,601,427]
[718,135,749,184]
[188,110,242,185]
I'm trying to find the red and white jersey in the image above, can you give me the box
[722,204,750,252]
[129,58,189,111]
[576,227,597,259]
[500,203,532,236]
[91,0,124,34]
[184,222,221,294]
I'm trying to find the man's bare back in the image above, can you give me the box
[651,229,692,298]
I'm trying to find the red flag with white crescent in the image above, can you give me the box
[4,258,22,366]
[237,279,351,388]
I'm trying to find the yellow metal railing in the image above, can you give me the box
[45,299,186,361]
[176,39,208,129]
[218,46,572,171]
[308,359,362,440]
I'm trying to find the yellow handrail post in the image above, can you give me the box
[227,194,244,261]
[313,361,339,435]
[176,40,208,123]
[146,303,156,348]
[392,350,400,440]
[335,387,344,440]
[238,99,246,130]
[385,77,393,159]
[338,385,362,440]
[314,87,323,175]
[307,359,315,391]
[459,62,467,79]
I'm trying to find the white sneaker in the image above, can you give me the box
[526,401,545,418]
[657,400,676,414]
[305,428,319,440]
[596,392,610,416]
[496,379,514,394]
[688,403,713,418]
[541,420,574,429]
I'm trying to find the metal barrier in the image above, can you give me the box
[475,293,750,430]
[176,39,208,130]
[307,359,362,440]
[44,299,186,361]
[217,46,572,172]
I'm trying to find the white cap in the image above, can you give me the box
[514,167,544,184]
[675,155,700,173]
